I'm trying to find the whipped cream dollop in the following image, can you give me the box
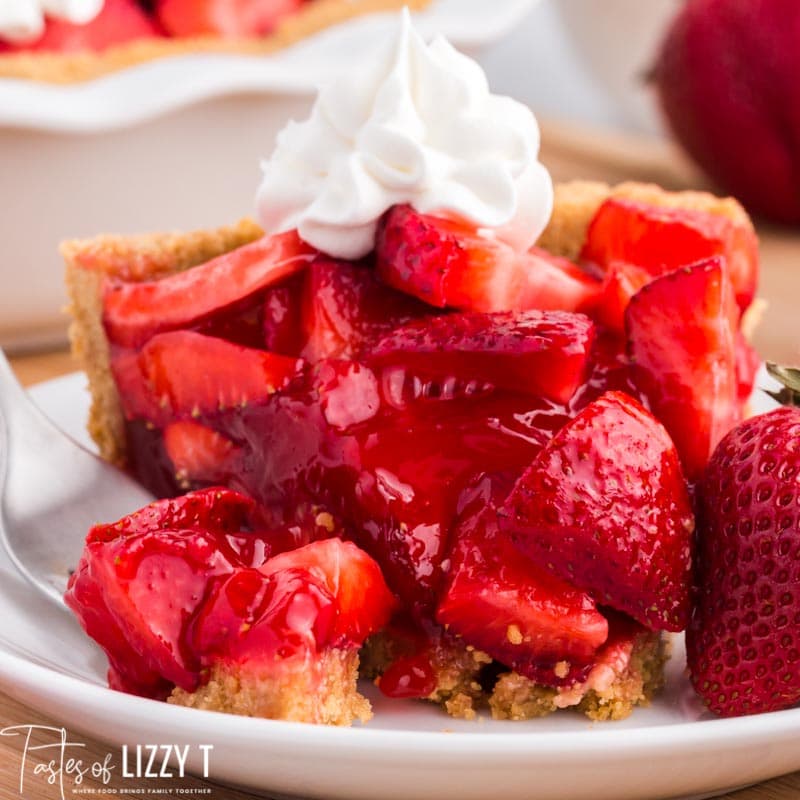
[0,0,103,45]
[256,9,553,259]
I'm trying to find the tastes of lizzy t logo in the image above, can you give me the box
[0,725,214,799]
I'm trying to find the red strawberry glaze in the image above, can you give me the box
[378,652,439,699]
[214,359,571,615]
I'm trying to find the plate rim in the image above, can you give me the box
[3,643,800,759]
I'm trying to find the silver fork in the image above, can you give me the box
[0,350,153,606]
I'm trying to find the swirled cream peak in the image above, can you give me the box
[0,0,104,44]
[256,9,553,260]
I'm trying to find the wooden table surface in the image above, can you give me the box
[3,120,800,800]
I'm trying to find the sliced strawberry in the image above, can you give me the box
[581,197,759,312]
[66,559,171,698]
[259,538,396,645]
[301,257,431,362]
[163,421,241,487]
[376,205,600,313]
[76,528,240,691]
[156,0,301,37]
[71,488,259,696]
[548,613,654,706]
[523,247,603,312]
[567,329,645,414]
[134,330,303,424]
[501,391,694,632]
[625,256,740,481]
[86,487,257,545]
[192,538,394,666]
[103,231,316,349]
[5,0,160,53]
[367,310,595,405]
[437,475,609,682]
[110,347,162,423]
[587,260,651,334]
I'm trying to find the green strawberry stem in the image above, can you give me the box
[765,362,800,406]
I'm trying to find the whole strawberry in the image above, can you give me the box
[688,376,800,717]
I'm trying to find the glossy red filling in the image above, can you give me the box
[79,201,757,702]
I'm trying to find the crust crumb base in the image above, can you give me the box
[490,631,670,722]
[168,648,371,726]
[363,629,669,722]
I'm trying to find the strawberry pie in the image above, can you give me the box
[63,13,761,725]
[0,0,429,83]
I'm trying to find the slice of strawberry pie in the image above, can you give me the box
[66,487,396,724]
[63,178,759,723]
[61,13,761,725]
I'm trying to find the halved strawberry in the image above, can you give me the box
[367,310,595,405]
[501,391,694,632]
[376,205,600,313]
[134,330,303,423]
[581,197,759,312]
[4,0,160,53]
[103,231,316,349]
[587,260,651,333]
[163,421,241,487]
[437,475,609,682]
[301,257,430,362]
[625,257,740,481]
[259,538,397,645]
[156,0,301,37]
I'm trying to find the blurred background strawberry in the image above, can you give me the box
[653,0,800,225]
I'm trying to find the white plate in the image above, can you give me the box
[0,0,536,133]
[0,371,794,800]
